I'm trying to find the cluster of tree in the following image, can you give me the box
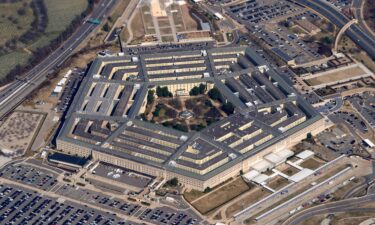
[162,121,188,132]
[19,0,48,44]
[0,0,100,85]
[189,84,206,96]
[156,86,172,97]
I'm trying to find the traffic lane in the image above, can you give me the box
[288,207,375,225]
[285,194,375,225]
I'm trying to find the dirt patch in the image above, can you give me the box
[180,5,198,30]
[131,10,146,39]
[0,111,45,156]
[192,177,250,214]
[299,157,325,170]
[183,189,205,203]
[225,187,271,217]
[267,176,290,190]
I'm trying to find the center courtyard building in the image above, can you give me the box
[57,46,327,191]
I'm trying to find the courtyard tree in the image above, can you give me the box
[221,102,235,115]
[208,87,221,100]
[156,86,172,97]
[147,90,155,105]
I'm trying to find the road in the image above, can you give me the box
[283,193,375,225]
[105,0,140,42]
[0,0,118,120]
[294,0,375,60]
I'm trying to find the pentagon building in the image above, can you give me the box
[57,46,327,191]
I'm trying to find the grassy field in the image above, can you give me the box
[29,0,89,50]
[0,0,88,81]
[305,66,366,86]
[0,0,34,46]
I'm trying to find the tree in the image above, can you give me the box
[166,177,178,187]
[204,187,212,193]
[17,8,26,16]
[305,132,315,144]
[198,84,206,94]
[322,36,332,45]
[147,90,155,105]
[208,87,221,100]
[153,104,162,117]
[221,102,235,115]
[102,23,110,32]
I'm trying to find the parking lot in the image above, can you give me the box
[317,129,367,156]
[56,184,142,217]
[0,164,58,191]
[347,93,375,130]
[139,207,198,225]
[228,0,304,24]
[329,111,369,133]
[56,184,202,225]
[0,184,133,225]
[56,68,85,114]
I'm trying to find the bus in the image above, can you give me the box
[87,18,101,25]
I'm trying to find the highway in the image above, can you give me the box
[0,0,118,120]
[294,0,375,60]
[283,194,375,225]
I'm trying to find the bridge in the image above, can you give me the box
[333,19,358,53]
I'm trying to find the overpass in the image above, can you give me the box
[293,0,375,60]
[333,19,358,53]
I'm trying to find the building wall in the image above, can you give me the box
[56,139,91,157]
[57,117,327,191]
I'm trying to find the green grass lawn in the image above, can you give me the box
[0,0,89,80]
[30,0,89,50]
[0,0,34,46]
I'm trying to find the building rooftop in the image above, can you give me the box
[57,46,320,181]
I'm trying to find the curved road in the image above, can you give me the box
[352,0,375,38]
[283,194,375,225]
[0,0,118,120]
[294,0,375,60]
